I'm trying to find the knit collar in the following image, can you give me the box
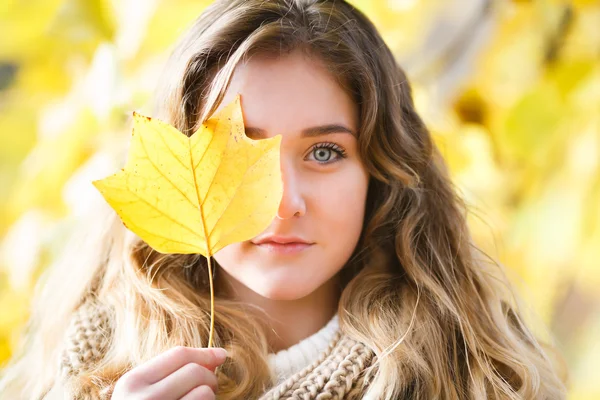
[59,301,375,399]
[267,313,340,384]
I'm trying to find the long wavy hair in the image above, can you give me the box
[0,0,568,399]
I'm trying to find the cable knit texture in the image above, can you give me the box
[57,300,376,399]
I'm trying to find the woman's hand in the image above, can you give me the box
[111,346,227,400]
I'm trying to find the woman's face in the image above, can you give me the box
[212,50,369,301]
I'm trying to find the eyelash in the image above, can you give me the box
[307,142,348,164]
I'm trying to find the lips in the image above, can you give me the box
[252,235,311,245]
[254,241,313,254]
[252,235,313,254]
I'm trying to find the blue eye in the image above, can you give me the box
[308,143,347,164]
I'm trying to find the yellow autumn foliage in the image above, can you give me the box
[93,96,282,257]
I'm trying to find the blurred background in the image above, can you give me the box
[0,0,598,398]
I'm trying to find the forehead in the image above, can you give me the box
[215,50,358,137]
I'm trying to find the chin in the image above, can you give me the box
[251,280,314,301]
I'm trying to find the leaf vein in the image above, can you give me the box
[208,155,265,239]
[193,128,217,171]
[125,181,201,240]
[126,218,203,251]
[154,123,191,173]
[138,130,197,210]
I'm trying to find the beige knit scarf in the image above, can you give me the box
[58,301,376,399]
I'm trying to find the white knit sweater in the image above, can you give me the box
[267,314,340,385]
[57,301,374,399]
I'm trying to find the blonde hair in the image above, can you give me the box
[0,0,568,398]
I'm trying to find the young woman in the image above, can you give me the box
[0,0,568,399]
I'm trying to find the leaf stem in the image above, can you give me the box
[207,255,215,348]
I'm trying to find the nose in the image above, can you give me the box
[276,159,306,219]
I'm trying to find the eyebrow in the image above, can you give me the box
[244,124,356,139]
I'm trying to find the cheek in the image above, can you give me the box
[213,242,245,270]
[311,165,369,237]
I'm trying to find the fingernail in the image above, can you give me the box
[211,348,228,362]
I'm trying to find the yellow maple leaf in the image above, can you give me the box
[92,94,283,347]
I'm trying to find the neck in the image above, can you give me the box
[216,270,341,352]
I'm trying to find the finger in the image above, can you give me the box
[150,363,218,399]
[132,346,227,384]
[179,385,215,400]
